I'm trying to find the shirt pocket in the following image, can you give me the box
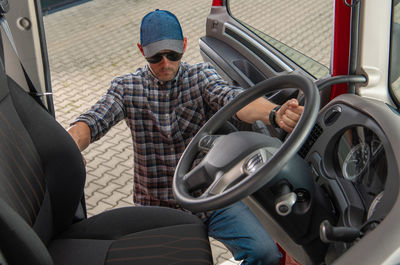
[174,100,205,139]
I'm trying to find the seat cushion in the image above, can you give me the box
[48,206,212,265]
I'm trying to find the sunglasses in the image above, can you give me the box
[145,51,183,64]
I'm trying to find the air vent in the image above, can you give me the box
[298,123,323,158]
[324,105,342,126]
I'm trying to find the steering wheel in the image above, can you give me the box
[173,74,319,213]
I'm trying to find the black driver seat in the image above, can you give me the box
[0,17,212,265]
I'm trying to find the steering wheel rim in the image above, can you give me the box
[173,74,319,213]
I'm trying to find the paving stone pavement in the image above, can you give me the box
[43,1,332,264]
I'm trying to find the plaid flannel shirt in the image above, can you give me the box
[73,62,243,210]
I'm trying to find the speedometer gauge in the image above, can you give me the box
[342,143,370,181]
[336,126,388,225]
[367,191,384,220]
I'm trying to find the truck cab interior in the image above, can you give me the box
[2,0,400,265]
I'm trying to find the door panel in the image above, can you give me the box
[4,0,54,114]
[200,0,334,104]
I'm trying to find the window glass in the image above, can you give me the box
[390,0,400,106]
[228,0,334,79]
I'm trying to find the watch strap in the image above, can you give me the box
[269,105,281,128]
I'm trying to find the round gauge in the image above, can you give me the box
[367,191,384,220]
[342,143,370,181]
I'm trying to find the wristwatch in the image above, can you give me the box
[269,105,281,128]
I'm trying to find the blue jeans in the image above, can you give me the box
[204,201,282,265]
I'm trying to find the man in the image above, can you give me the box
[68,9,303,265]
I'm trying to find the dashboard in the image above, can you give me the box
[304,98,391,228]
[249,94,400,264]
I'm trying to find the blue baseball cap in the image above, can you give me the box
[140,9,184,57]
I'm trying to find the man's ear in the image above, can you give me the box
[137,43,145,56]
[183,37,187,53]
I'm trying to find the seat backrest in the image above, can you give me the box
[0,18,86,265]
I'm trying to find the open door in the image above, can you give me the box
[200,0,334,106]
[2,0,54,115]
